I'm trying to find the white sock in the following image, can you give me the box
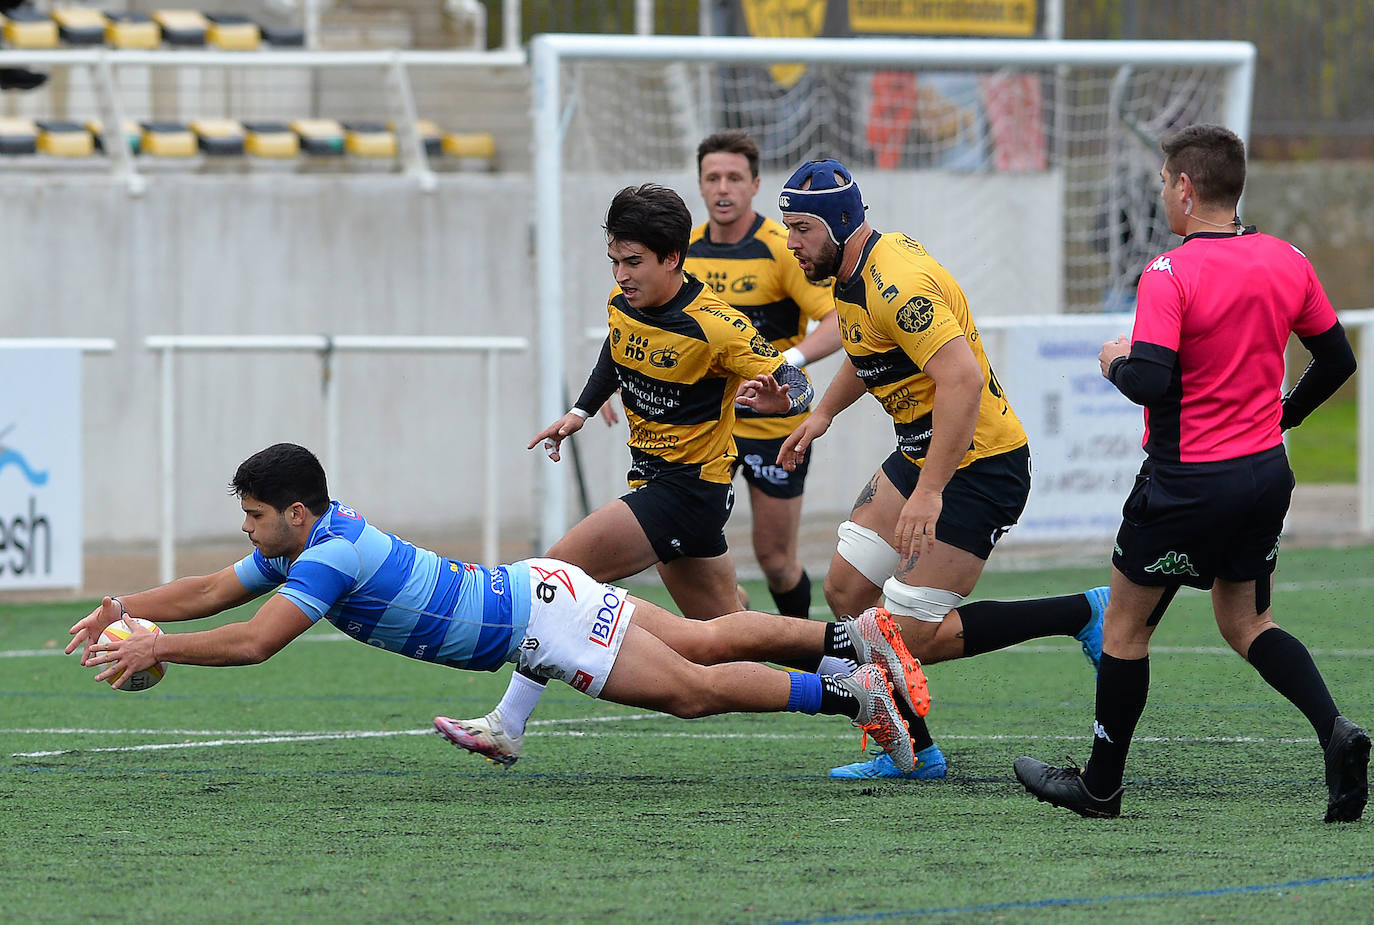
[816,655,858,677]
[495,672,546,738]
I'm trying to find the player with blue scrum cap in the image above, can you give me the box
[741,157,1110,781]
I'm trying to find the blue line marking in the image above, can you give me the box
[767,872,1374,923]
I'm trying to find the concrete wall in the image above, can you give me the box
[3,160,1366,568]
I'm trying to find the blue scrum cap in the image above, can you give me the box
[778,158,865,246]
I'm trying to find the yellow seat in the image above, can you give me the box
[37,120,95,157]
[140,122,197,157]
[343,122,396,158]
[206,13,259,50]
[441,131,496,164]
[391,118,443,157]
[53,7,107,45]
[151,9,207,46]
[0,117,38,155]
[290,118,344,156]
[86,118,142,154]
[2,11,59,48]
[105,12,160,49]
[191,118,246,155]
[243,121,299,158]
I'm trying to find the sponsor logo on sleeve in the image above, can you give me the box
[896,296,935,333]
[1147,256,1174,276]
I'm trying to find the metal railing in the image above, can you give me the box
[145,334,529,583]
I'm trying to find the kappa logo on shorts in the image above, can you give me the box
[1144,550,1199,577]
[1266,537,1281,561]
[571,670,594,692]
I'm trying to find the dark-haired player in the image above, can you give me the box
[1014,123,1368,821]
[443,184,844,766]
[69,442,923,774]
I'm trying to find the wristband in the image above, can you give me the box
[111,597,126,619]
[782,346,807,368]
[568,407,590,420]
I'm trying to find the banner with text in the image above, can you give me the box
[0,348,82,589]
[988,319,1144,543]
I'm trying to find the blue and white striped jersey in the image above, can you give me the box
[233,501,530,671]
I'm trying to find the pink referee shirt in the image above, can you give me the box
[1132,228,1338,463]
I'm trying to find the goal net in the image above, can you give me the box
[530,35,1255,548]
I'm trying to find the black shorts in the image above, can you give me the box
[731,435,810,500]
[881,444,1031,560]
[621,471,735,562]
[1113,444,1293,590]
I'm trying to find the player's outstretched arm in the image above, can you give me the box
[527,412,586,463]
[86,593,315,687]
[66,566,258,663]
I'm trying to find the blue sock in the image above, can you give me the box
[786,672,824,715]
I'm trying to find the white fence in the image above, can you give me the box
[146,334,529,583]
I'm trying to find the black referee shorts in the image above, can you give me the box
[1113,444,1293,589]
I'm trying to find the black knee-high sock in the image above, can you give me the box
[1083,653,1149,797]
[770,570,812,619]
[959,594,1093,657]
[893,696,935,752]
[1246,627,1341,748]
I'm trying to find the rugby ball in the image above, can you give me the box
[98,617,167,692]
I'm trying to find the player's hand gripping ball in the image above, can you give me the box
[98,617,168,692]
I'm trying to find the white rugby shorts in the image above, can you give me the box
[513,557,635,698]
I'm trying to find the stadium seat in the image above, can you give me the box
[105,11,161,49]
[391,118,443,157]
[52,7,108,45]
[37,120,94,157]
[2,10,59,48]
[87,118,142,154]
[343,121,396,158]
[191,118,246,155]
[151,10,207,46]
[259,23,304,46]
[205,13,259,50]
[0,117,38,154]
[291,118,344,156]
[442,131,496,167]
[140,121,197,157]
[243,121,299,158]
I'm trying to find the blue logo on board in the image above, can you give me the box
[0,424,48,486]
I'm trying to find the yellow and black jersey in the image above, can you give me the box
[603,273,786,486]
[687,214,834,441]
[834,232,1027,467]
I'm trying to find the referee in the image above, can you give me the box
[1015,124,1368,822]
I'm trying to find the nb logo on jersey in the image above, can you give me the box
[1144,550,1198,576]
[1147,256,1174,276]
[702,271,728,294]
[623,332,649,361]
[1093,721,1114,743]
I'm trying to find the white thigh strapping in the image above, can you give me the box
[515,558,635,698]
[882,578,965,624]
[835,520,900,588]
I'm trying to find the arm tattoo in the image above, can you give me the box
[851,475,879,514]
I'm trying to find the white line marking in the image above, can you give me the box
[9,711,1322,759]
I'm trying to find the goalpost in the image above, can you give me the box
[530,34,1256,551]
